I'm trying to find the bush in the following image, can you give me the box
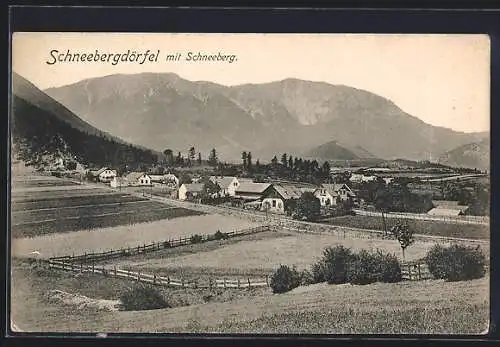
[120,284,170,311]
[347,249,402,285]
[213,230,228,240]
[299,269,315,286]
[190,234,204,244]
[321,245,353,284]
[310,262,325,284]
[425,244,486,282]
[270,265,301,294]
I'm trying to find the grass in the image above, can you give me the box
[113,229,477,276]
[323,215,489,240]
[12,179,80,188]
[12,214,262,259]
[12,193,147,211]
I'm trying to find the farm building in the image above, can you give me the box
[349,174,377,183]
[109,176,128,188]
[89,167,117,183]
[178,183,205,201]
[148,173,179,188]
[427,200,467,216]
[261,184,310,214]
[209,176,239,197]
[125,172,152,186]
[235,182,271,202]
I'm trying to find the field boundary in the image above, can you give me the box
[352,209,489,225]
[45,259,271,290]
[49,225,272,264]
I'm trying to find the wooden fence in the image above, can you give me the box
[49,225,272,264]
[400,261,433,281]
[46,259,270,290]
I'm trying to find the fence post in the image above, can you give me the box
[223,278,226,289]
[237,279,240,289]
[408,264,412,280]
[137,271,140,282]
[418,263,422,280]
[266,275,269,287]
[182,278,185,288]
[167,276,170,285]
[248,278,251,291]
[153,274,156,285]
[80,262,83,272]
[114,266,117,276]
[92,261,95,274]
[137,245,140,254]
[209,278,212,290]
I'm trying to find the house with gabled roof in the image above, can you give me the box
[125,172,151,186]
[235,182,271,202]
[209,176,239,197]
[89,167,117,183]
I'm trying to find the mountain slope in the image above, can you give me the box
[303,140,376,161]
[11,72,159,169]
[437,139,490,170]
[45,73,488,162]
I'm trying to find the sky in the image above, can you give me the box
[12,32,490,133]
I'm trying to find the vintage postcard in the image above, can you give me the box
[9,33,490,334]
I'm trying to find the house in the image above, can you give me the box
[209,176,239,197]
[322,183,356,202]
[178,183,205,201]
[89,167,117,183]
[110,176,128,188]
[313,186,337,207]
[164,173,179,188]
[349,174,377,184]
[235,182,271,202]
[260,184,305,214]
[125,172,151,186]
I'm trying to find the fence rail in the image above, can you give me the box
[50,225,271,264]
[352,209,489,225]
[46,259,270,290]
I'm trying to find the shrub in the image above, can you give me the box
[190,234,204,244]
[270,265,301,294]
[162,241,171,248]
[425,244,486,282]
[321,245,353,284]
[310,262,326,284]
[347,249,402,285]
[213,230,228,240]
[120,284,170,311]
[299,269,315,286]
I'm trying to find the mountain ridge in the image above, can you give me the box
[44,72,489,162]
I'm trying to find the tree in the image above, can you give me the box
[374,187,392,237]
[163,149,174,166]
[271,155,278,167]
[322,161,331,178]
[255,159,260,171]
[389,221,414,260]
[294,191,321,221]
[247,152,253,170]
[188,147,196,161]
[197,152,202,166]
[242,151,247,169]
[288,156,294,170]
[281,153,288,168]
[208,148,218,166]
[176,152,183,166]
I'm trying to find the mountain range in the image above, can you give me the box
[438,138,490,170]
[11,72,159,169]
[43,72,488,165]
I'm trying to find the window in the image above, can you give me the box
[272,200,276,208]
[278,202,282,209]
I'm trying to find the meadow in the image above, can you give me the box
[11,257,489,334]
[12,214,262,259]
[322,215,489,240]
[113,229,473,278]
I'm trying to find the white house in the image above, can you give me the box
[90,167,117,183]
[313,186,337,207]
[164,173,179,188]
[321,183,355,202]
[178,183,204,201]
[209,176,239,197]
[125,172,151,186]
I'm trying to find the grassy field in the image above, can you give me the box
[113,229,479,277]
[322,215,489,240]
[12,214,262,259]
[11,258,489,334]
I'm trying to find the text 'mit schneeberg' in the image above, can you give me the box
[46,50,238,65]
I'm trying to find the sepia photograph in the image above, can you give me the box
[9,32,490,334]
